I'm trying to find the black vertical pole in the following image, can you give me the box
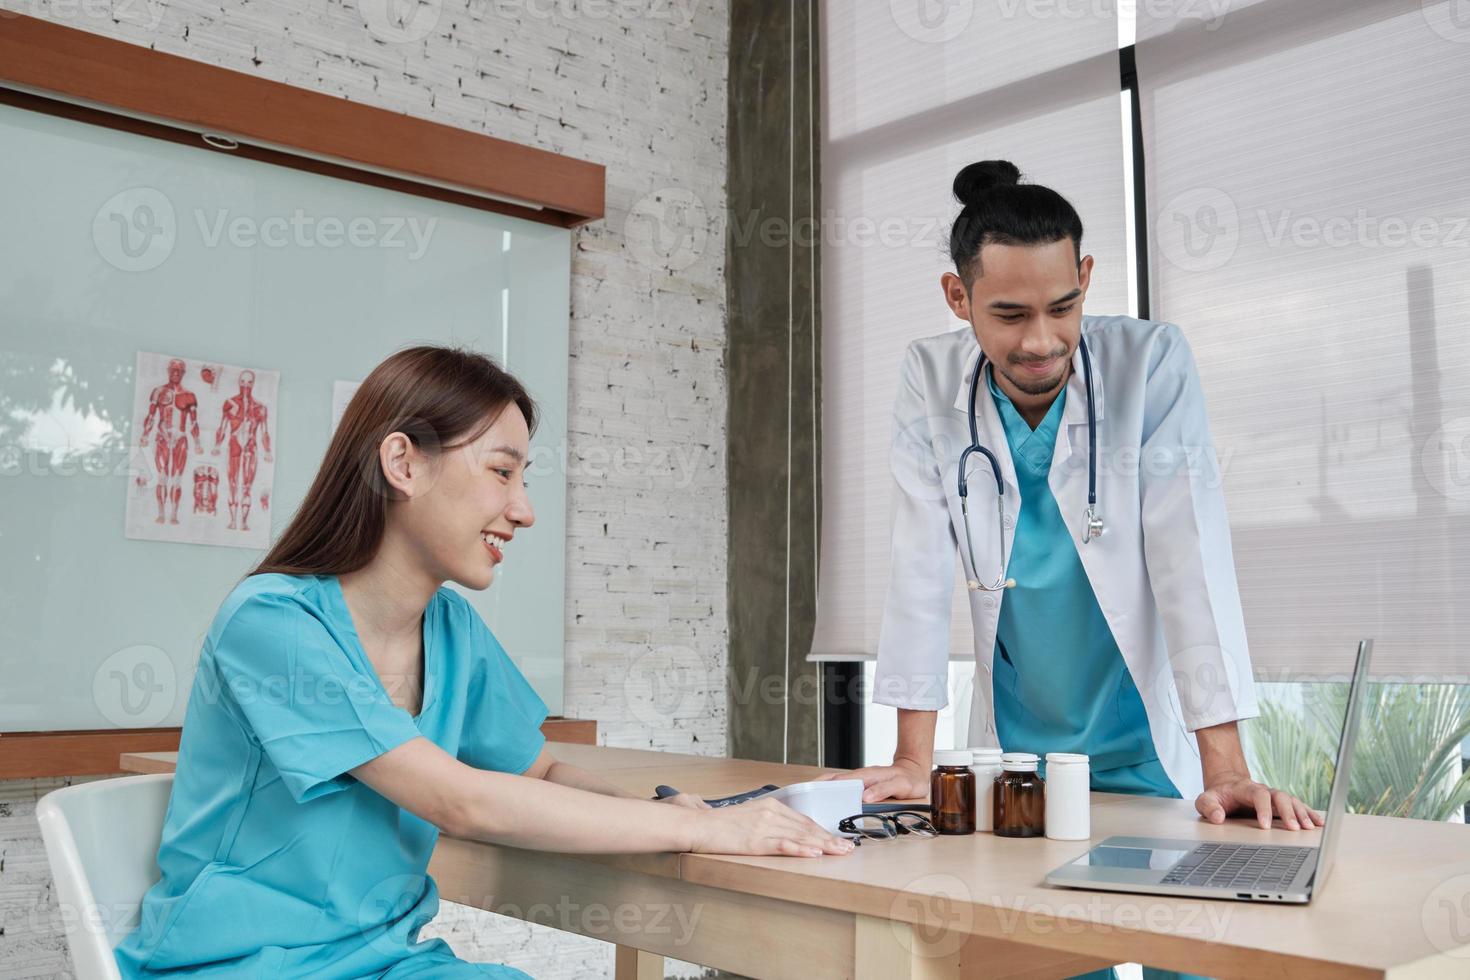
[1121,44,1151,321]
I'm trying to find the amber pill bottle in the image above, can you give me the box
[929,749,977,835]
[993,752,1045,838]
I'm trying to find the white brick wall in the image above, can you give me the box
[0,0,729,976]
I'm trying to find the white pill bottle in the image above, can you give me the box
[968,747,1005,832]
[1043,752,1091,841]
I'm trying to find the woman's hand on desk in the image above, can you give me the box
[352,737,848,856]
[689,798,855,858]
[657,792,712,810]
[816,759,929,804]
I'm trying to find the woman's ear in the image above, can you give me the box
[379,432,419,498]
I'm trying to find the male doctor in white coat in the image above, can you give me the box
[842,160,1323,850]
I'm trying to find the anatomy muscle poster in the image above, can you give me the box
[126,352,279,550]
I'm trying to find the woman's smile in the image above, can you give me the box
[481,529,507,563]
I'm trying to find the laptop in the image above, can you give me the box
[1044,639,1372,904]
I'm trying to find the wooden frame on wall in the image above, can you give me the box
[0,12,604,228]
[0,720,598,779]
[0,12,604,777]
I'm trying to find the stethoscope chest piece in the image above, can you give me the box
[1083,506,1104,542]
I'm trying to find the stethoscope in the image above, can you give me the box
[958,335,1103,592]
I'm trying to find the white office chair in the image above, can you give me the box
[36,774,174,980]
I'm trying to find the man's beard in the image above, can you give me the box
[998,357,1069,397]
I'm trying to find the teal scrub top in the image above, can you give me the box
[986,368,1180,799]
[114,573,549,979]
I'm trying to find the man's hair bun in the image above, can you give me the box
[946,160,1082,284]
[953,160,1022,208]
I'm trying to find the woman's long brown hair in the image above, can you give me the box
[251,346,536,577]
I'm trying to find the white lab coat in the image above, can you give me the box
[872,314,1259,799]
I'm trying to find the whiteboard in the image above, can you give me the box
[0,100,570,730]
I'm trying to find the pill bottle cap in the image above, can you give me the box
[968,746,1004,763]
[1001,752,1039,772]
[933,749,974,767]
[1045,753,1090,766]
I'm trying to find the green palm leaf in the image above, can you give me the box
[1244,682,1470,822]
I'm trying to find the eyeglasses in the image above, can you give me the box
[837,811,938,844]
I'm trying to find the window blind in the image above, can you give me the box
[810,1,1129,660]
[1135,0,1470,681]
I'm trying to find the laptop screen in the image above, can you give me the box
[1311,639,1374,891]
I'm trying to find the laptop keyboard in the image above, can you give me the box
[1159,842,1314,891]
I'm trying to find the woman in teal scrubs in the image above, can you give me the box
[114,347,853,978]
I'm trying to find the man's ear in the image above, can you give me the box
[1077,254,1095,300]
[940,271,971,322]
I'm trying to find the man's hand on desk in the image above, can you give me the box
[815,757,929,803]
[1194,721,1324,831]
[1194,773,1325,831]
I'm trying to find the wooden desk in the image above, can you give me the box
[121,747,1470,979]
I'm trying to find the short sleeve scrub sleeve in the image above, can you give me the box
[113,573,539,979]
